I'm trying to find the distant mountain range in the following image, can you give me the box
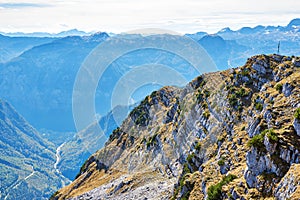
[0,29,91,38]
[1,19,300,132]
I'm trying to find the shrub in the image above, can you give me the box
[150,90,158,98]
[275,83,283,92]
[255,102,263,111]
[247,131,266,148]
[241,69,250,76]
[248,129,278,148]
[183,163,191,174]
[136,112,147,125]
[195,142,201,151]
[294,108,300,120]
[199,80,206,88]
[218,157,225,166]
[217,136,224,143]
[146,134,158,148]
[266,129,278,143]
[236,87,249,97]
[109,127,121,141]
[228,94,238,106]
[207,174,237,200]
[186,153,195,163]
[141,137,146,144]
[261,171,277,181]
[226,85,234,91]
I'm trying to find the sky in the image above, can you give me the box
[0,0,300,34]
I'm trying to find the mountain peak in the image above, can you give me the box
[287,18,300,28]
[218,27,233,33]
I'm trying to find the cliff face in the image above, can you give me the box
[53,54,300,200]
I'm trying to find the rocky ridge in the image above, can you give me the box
[52,54,300,200]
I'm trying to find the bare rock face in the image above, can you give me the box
[70,175,176,200]
[52,55,300,200]
[275,164,300,200]
[292,58,300,67]
[282,83,294,97]
[294,118,300,136]
[244,147,278,188]
[252,63,267,75]
[247,117,261,138]
[264,136,277,154]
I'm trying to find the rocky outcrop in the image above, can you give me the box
[294,118,300,136]
[275,164,300,199]
[244,147,280,189]
[282,83,294,97]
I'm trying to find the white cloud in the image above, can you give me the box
[0,2,49,9]
[0,0,299,33]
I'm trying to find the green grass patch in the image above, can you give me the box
[294,108,300,120]
[236,87,248,97]
[207,174,237,200]
[186,153,195,164]
[195,141,201,151]
[146,134,158,148]
[255,102,263,111]
[275,83,283,92]
[265,129,278,143]
[248,129,278,149]
[218,157,225,166]
[228,94,238,107]
[241,69,250,76]
[247,131,266,149]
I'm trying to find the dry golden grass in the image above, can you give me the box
[57,164,124,199]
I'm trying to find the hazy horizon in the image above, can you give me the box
[0,0,300,34]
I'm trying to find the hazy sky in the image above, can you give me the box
[0,0,299,33]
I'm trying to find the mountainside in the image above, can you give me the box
[0,99,69,199]
[0,32,109,131]
[57,106,125,180]
[53,54,300,199]
[198,34,248,69]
